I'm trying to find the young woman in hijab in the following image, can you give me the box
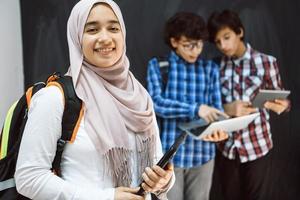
[15,0,174,199]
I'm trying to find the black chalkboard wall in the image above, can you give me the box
[20,0,300,199]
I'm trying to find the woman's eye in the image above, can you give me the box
[109,26,120,32]
[86,28,98,33]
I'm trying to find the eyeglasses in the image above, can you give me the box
[179,41,204,51]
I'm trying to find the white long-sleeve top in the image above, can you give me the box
[15,86,174,200]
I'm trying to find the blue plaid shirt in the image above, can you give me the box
[147,51,223,168]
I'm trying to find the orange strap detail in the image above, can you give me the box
[25,86,33,108]
[70,103,84,143]
[47,74,60,83]
[46,81,83,143]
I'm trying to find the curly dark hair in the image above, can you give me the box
[164,12,208,49]
[207,9,245,43]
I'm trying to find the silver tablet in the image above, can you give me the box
[252,89,290,108]
[178,113,260,139]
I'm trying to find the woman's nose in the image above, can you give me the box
[97,31,111,43]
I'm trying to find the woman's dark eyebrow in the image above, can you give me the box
[85,20,120,28]
[85,20,120,27]
[85,21,98,28]
[108,20,120,25]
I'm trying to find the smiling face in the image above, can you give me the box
[82,3,124,68]
[214,26,245,58]
[171,36,204,63]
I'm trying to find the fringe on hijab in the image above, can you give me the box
[103,134,156,187]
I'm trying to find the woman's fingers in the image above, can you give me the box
[152,165,168,177]
[115,187,145,200]
[142,172,156,188]
[141,164,174,193]
[145,167,159,182]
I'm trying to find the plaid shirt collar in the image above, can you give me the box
[225,43,252,66]
[169,50,202,66]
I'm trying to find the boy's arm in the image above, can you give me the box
[210,62,223,111]
[264,58,283,90]
[263,58,291,113]
[147,58,198,120]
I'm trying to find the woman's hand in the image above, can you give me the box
[202,129,229,142]
[264,99,289,114]
[141,163,174,193]
[114,187,145,200]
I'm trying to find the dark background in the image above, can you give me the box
[20,0,299,199]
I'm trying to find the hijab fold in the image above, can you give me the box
[66,0,156,186]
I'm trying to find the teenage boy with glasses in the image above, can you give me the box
[147,12,228,200]
[207,9,290,200]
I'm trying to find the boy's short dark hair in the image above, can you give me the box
[164,12,208,49]
[207,10,245,43]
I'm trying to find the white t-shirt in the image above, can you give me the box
[15,86,173,200]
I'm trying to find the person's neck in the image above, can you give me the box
[233,41,246,58]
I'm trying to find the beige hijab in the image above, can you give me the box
[66,0,156,186]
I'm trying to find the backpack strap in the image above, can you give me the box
[156,56,169,92]
[0,82,46,159]
[25,82,46,108]
[46,74,83,176]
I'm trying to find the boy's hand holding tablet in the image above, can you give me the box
[252,89,290,114]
